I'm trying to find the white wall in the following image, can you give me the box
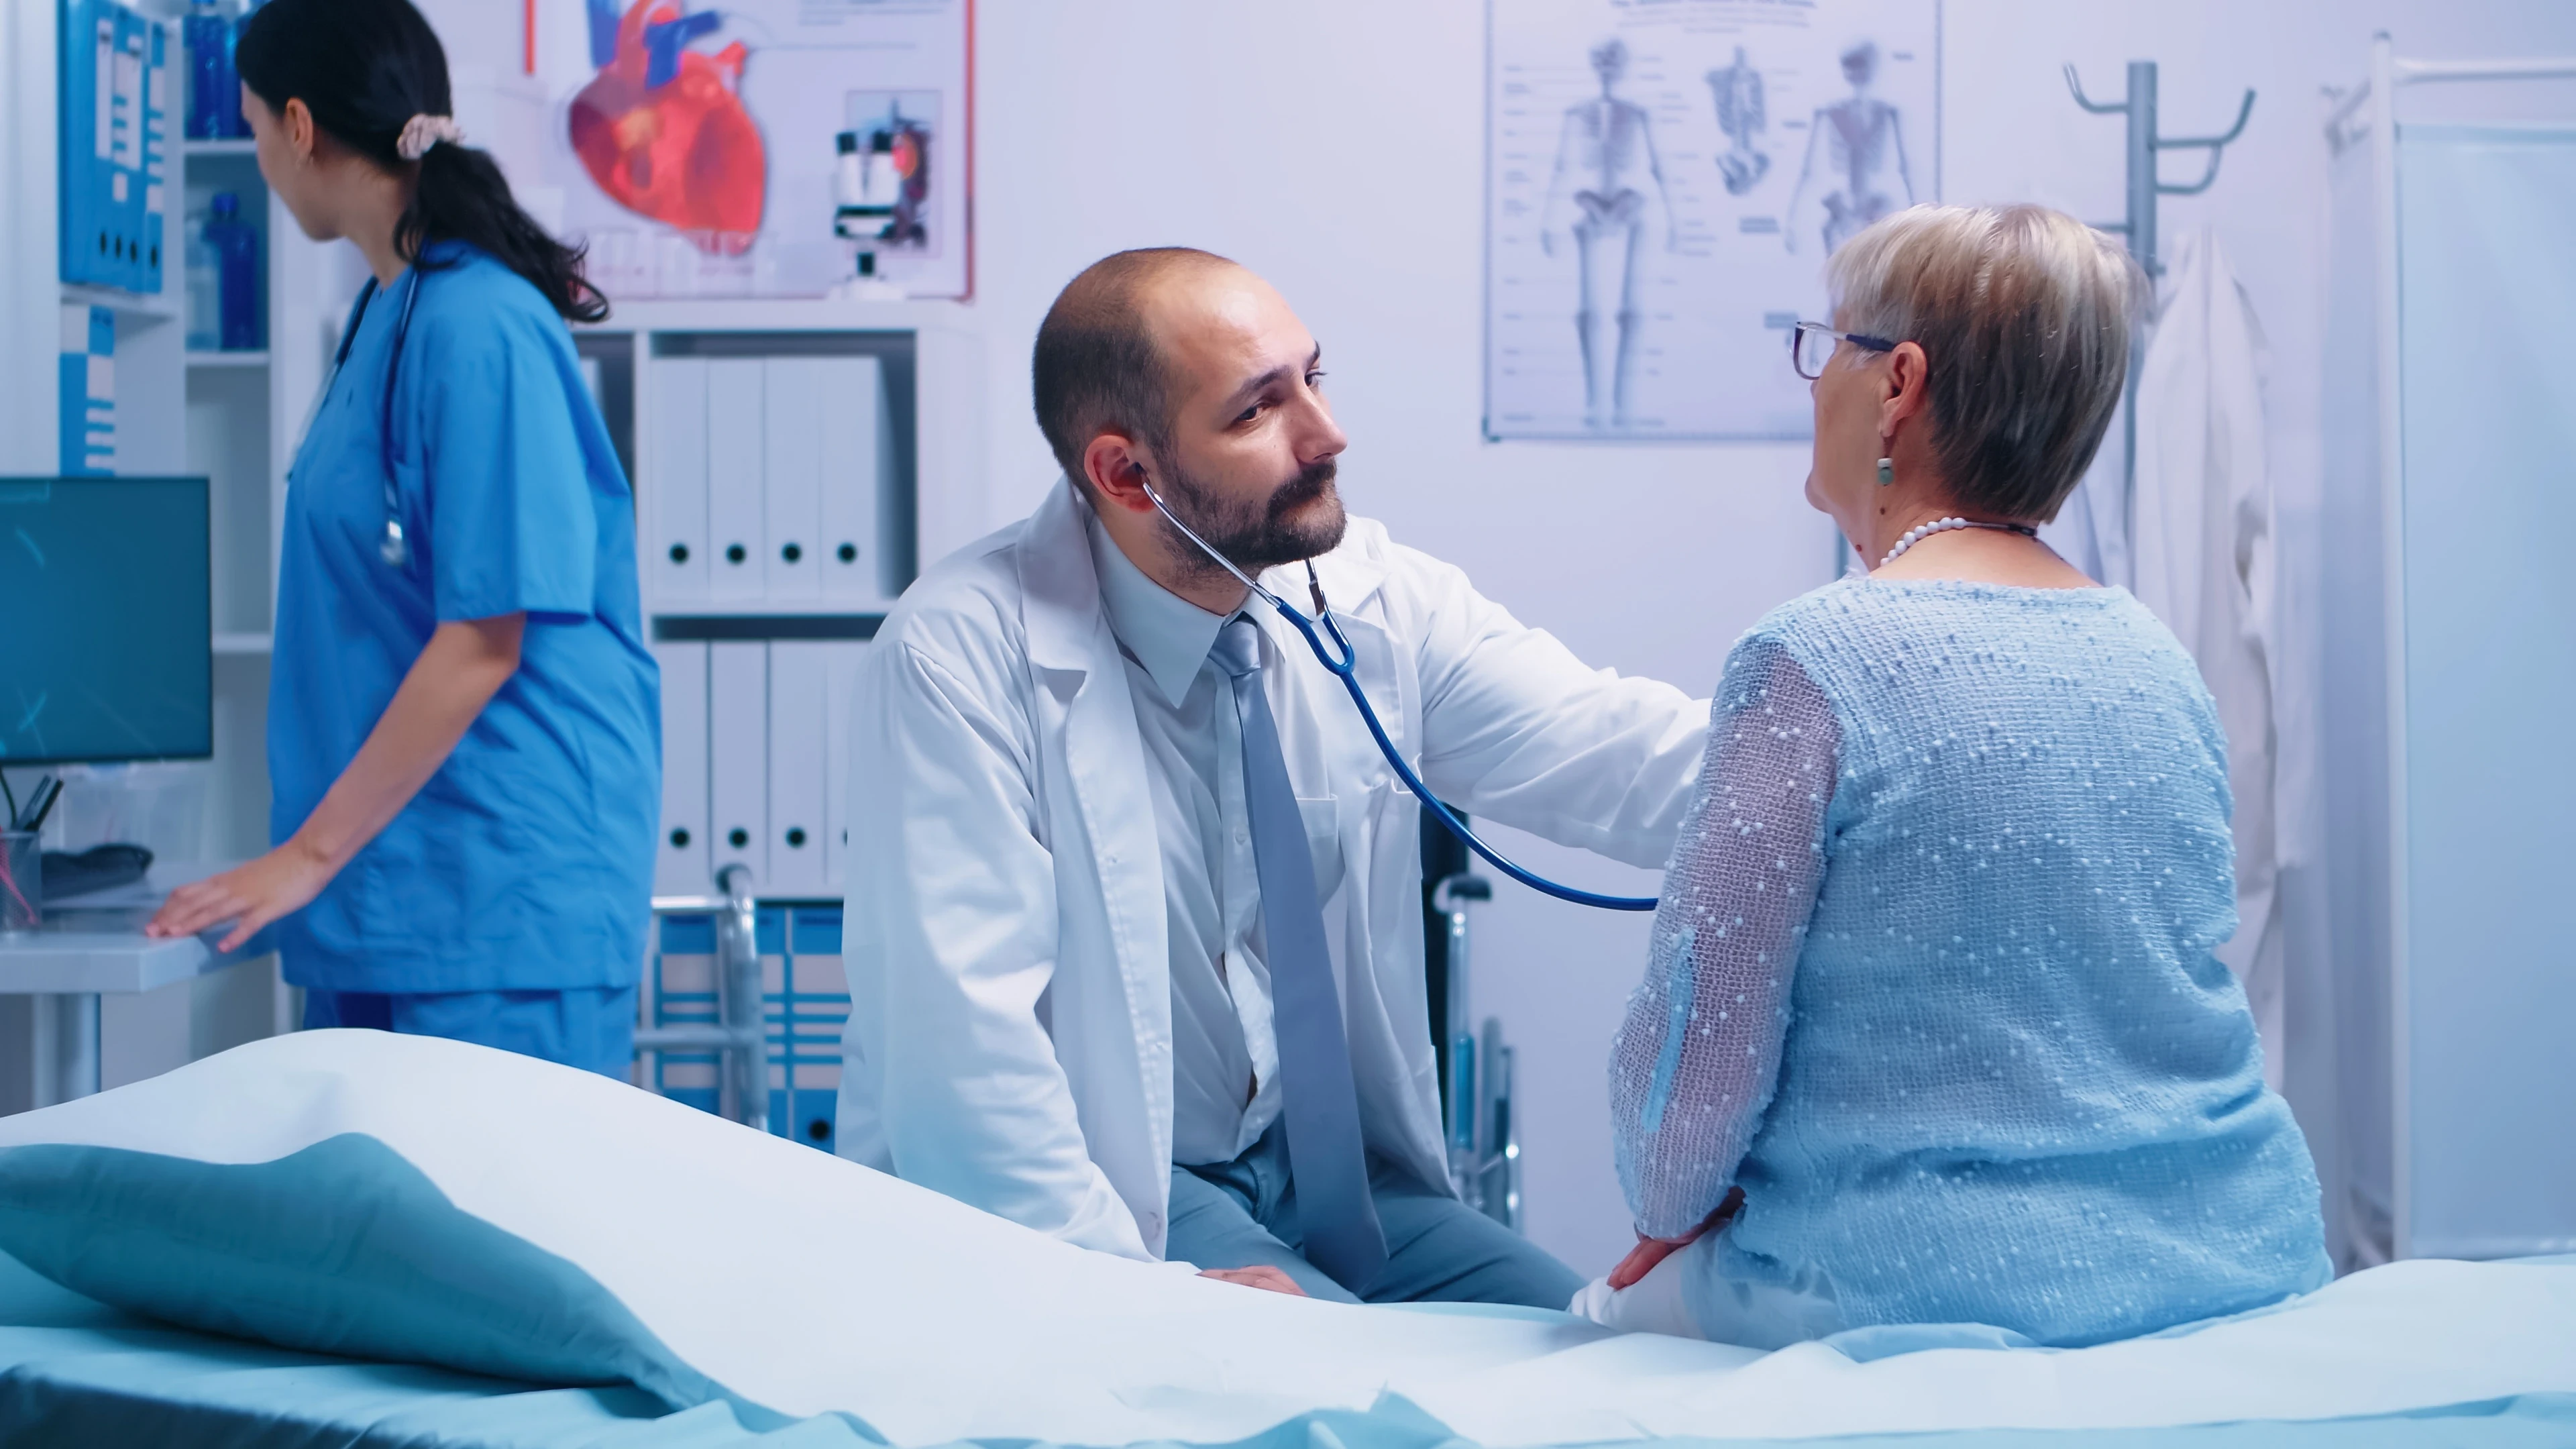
[339,0,2576,1275]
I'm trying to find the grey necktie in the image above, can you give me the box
[1212,617,1387,1288]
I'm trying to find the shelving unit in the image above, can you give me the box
[576,299,981,904]
[0,0,351,1109]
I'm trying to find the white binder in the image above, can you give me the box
[763,358,824,600]
[706,359,765,601]
[651,358,710,603]
[650,641,710,896]
[767,640,830,896]
[815,356,888,605]
[708,641,769,885]
[824,642,867,892]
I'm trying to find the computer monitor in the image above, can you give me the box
[0,476,211,766]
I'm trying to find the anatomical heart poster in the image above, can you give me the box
[540,0,970,300]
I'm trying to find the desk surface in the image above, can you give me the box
[0,863,262,995]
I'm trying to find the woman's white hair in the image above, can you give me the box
[1827,204,2146,521]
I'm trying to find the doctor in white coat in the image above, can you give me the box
[837,248,1709,1306]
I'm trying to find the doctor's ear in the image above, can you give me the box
[1081,433,1161,515]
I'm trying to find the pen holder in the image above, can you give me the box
[0,832,39,932]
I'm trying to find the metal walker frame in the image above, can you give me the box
[1434,868,1521,1230]
[638,863,772,1132]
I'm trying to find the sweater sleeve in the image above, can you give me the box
[1611,641,1838,1239]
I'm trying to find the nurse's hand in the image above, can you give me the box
[142,615,524,954]
[1198,1266,1308,1297]
[145,841,336,953]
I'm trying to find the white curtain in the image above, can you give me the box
[2129,229,2284,1089]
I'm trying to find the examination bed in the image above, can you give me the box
[0,1032,2570,1448]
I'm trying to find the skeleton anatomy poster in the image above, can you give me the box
[535,0,969,300]
[1486,0,1938,440]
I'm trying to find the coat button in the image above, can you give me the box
[1142,1210,1162,1235]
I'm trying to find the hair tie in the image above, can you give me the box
[396,113,465,162]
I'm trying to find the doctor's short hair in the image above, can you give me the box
[1827,204,2145,523]
[1033,248,1238,491]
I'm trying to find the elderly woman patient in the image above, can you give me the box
[1574,204,2330,1348]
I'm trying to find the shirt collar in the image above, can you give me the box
[1085,506,1234,708]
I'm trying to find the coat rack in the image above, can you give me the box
[2065,61,2257,279]
[2061,61,2257,576]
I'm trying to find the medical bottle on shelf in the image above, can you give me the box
[206,194,263,351]
[224,1,270,138]
[184,204,220,352]
[183,0,235,141]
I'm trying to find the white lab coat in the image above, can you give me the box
[2131,227,2283,1085]
[835,482,1709,1260]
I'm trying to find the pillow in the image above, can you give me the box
[0,1132,729,1416]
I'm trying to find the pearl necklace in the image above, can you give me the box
[1878,517,2039,568]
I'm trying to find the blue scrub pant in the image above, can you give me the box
[303,987,637,1079]
[1167,1120,1584,1309]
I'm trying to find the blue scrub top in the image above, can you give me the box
[270,241,658,993]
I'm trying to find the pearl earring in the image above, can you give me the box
[1877,455,1894,486]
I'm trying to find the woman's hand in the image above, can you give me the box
[1607,1233,1691,1291]
[144,615,527,954]
[147,840,337,952]
[1607,1188,1746,1291]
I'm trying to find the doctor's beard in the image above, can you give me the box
[1153,457,1347,580]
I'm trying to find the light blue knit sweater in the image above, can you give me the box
[1611,578,2330,1346]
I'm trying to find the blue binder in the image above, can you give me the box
[140,17,168,292]
[58,304,115,476]
[56,0,101,286]
[56,0,159,293]
[109,5,145,292]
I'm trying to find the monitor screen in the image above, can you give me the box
[0,476,212,766]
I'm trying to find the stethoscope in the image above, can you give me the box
[1141,481,1659,912]
[319,268,426,570]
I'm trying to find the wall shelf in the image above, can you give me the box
[187,350,268,368]
[63,281,180,322]
[586,298,964,336]
[651,614,884,643]
[181,138,256,158]
[211,631,273,656]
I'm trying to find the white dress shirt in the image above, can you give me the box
[1085,513,1283,1167]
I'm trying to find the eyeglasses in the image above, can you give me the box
[1790,321,1898,380]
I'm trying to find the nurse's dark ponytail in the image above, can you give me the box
[235,0,608,323]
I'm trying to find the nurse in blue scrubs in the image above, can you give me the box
[148,0,657,1077]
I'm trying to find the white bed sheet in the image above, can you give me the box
[0,1031,2569,1446]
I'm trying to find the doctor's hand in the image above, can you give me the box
[1606,1187,1745,1290]
[146,839,337,953]
[1198,1266,1309,1297]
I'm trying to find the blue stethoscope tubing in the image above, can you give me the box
[1142,484,1660,913]
[323,268,426,569]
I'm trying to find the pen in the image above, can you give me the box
[23,777,64,835]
